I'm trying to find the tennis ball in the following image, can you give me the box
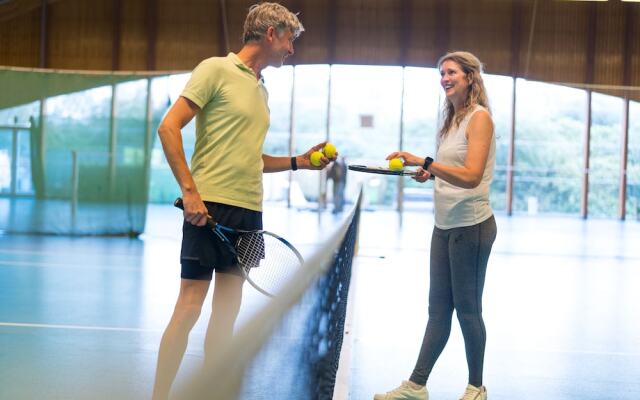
[389,158,404,171]
[323,143,337,159]
[310,151,324,167]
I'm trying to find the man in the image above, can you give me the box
[152,3,333,399]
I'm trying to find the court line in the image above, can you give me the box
[0,321,161,333]
[0,260,144,271]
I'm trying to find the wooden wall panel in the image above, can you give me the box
[155,0,221,70]
[0,8,40,67]
[525,1,590,84]
[47,0,115,69]
[593,2,625,87]
[1,0,639,102]
[225,0,256,53]
[404,1,439,68]
[119,0,147,71]
[288,0,331,65]
[449,0,513,75]
[332,0,403,65]
[631,7,640,88]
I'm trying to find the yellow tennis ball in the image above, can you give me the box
[389,158,404,171]
[323,143,337,159]
[310,151,324,167]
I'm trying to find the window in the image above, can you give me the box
[514,79,586,215]
[329,65,404,208]
[484,75,514,212]
[589,93,622,218]
[626,100,639,220]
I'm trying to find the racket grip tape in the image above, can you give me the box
[173,197,218,230]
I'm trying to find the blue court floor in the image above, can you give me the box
[1,204,639,399]
[347,210,640,400]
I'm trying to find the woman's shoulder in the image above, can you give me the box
[467,105,492,124]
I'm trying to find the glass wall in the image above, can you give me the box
[290,65,330,208]
[401,67,441,210]
[513,79,586,215]
[262,66,294,204]
[329,65,404,209]
[45,86,113,199]
[627,101,640,220]
[148,73,192,204]
[484,75,513,212]
[0,102,39,196]
[2,65,636,222]
[588,93,622,218]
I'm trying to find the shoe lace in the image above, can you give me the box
[460,386,481,400]
[388,381,411,394]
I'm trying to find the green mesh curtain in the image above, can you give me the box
[0,67,173,235]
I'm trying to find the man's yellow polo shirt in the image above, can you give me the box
[181,53,270,212]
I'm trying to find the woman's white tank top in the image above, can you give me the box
[434,105,495,229]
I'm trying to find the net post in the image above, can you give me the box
[70,150,78,231]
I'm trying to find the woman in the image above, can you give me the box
[374,51,497,400]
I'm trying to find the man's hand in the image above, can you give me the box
[297,142,337,170]
[182,192,209,226]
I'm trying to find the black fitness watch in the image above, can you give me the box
[422,156,434,171]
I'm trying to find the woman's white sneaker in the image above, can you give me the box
[373,380,428,400]
[459,384,487,400]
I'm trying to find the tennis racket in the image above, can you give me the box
[174,198,304,298]
[348,164,435,180]
[348,164,417,176]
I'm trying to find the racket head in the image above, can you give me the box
[235,230,304,297]
[348,164,417,176]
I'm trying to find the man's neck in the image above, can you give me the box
[236,45,266,79]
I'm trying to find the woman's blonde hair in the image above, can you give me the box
[438,51,490,138]
[243,2,305,44]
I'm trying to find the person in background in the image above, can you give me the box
[327,155,347,213]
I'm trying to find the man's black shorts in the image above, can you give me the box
[180,201,262,280]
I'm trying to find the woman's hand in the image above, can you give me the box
[413,167,432,183]
[385,151,423,167]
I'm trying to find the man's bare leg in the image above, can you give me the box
[204,272,244,366]
[152,279,210,400]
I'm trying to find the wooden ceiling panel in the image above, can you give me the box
[1,0,639,101]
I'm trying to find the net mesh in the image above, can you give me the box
[0,67,173,235]
[178,192,362,400]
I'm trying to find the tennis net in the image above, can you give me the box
[176,190,362,400]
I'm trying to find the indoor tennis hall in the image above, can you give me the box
[1,1,639,399]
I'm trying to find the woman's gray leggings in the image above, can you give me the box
[409,215,497,387]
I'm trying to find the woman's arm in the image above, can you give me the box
[387,110,494,188]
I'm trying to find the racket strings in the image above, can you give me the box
[237,233,303,295]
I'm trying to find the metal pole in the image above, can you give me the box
[397,67,406,212]
[71,151,79,230]
[109,83,118,199]
[11,116,18,195]
[506,77,516,216]
[581,90,592,219]
[619,97,630,220]
[287,67,296,209]
[319,65,333,211]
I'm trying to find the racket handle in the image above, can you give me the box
[173,197,218,229]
